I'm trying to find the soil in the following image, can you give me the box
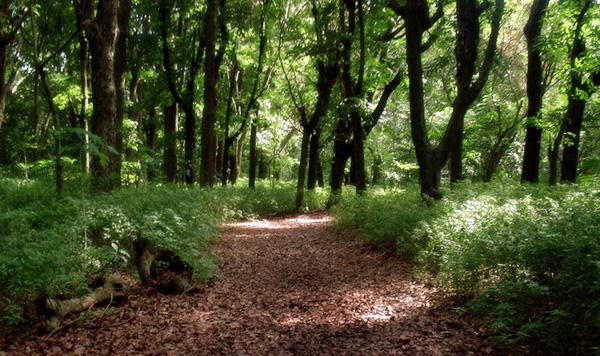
[1,214,506,355]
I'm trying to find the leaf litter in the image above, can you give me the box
[2,214,505,355]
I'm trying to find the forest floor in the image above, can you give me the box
[2,214,507,355]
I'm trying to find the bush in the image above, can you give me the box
[417,183,600,353]
[331,185,431,256]
[334,180,600,354]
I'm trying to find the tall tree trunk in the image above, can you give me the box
[200,0,219,187]
[75,0,120,192]
[393,0,502,198]
[158,0,205,185]
[163,103,178,183]
[559,0,595,184]
[0,4,21,133]
[114,0,131,186]
[38,69,63,197]
[521,0,550,183]
[76,28,90,173]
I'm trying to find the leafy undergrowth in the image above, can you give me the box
[332,180,600,354]
[3,215,504,355]
[0,178,327,335]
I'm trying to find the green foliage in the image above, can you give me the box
[0,177,328,327]
[332,185,430,255]
[334,180,600,353]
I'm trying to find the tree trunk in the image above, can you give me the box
[249,116,258,188]
[296,130,310,209]
[76,28,90,173]
[163,103,178,183]
[0,5,21,133]
[559,0,593,184]
[158,0,205,185]
[182,107,196,184]
[258,150,268,179]
[521,0,550,183]
[560,98,586,183]
[200,0,219,187]
[307,128,321,190]
[76,0,120,192]
[114,0,132,186]
[38,68,63,197]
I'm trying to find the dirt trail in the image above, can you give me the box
[4,214,503,355]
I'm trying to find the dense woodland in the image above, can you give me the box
[1,0,600,354]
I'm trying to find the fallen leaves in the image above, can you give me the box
[2,214,505,355]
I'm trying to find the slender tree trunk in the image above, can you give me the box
[158,1,205,185]
[76,28,90,173]
[521,0,550,183]
[163,103,178,183]
[38,69,63,197]
[248,116,258,188]
[296,130,310,208]
[548,120,566,185]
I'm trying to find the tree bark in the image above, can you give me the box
[200,0,219,187]
[560,0,595,183]
[76,26,90,173]
[521,0,550,183]
[163,103,178,183]
[114,0,131,186]
[307,127,321,190]
[394,0,503,198]
[0,3,22,133]
[248,116,258,188]
[75,0,120,192]
[158,0,205,185]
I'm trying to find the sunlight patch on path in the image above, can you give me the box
[224,215,330,230]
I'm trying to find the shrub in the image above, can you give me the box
[331,185,431,256]
[334,180,600,353]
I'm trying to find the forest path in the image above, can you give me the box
[6,214,502,355]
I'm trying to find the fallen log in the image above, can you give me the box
[45,272,124,332]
